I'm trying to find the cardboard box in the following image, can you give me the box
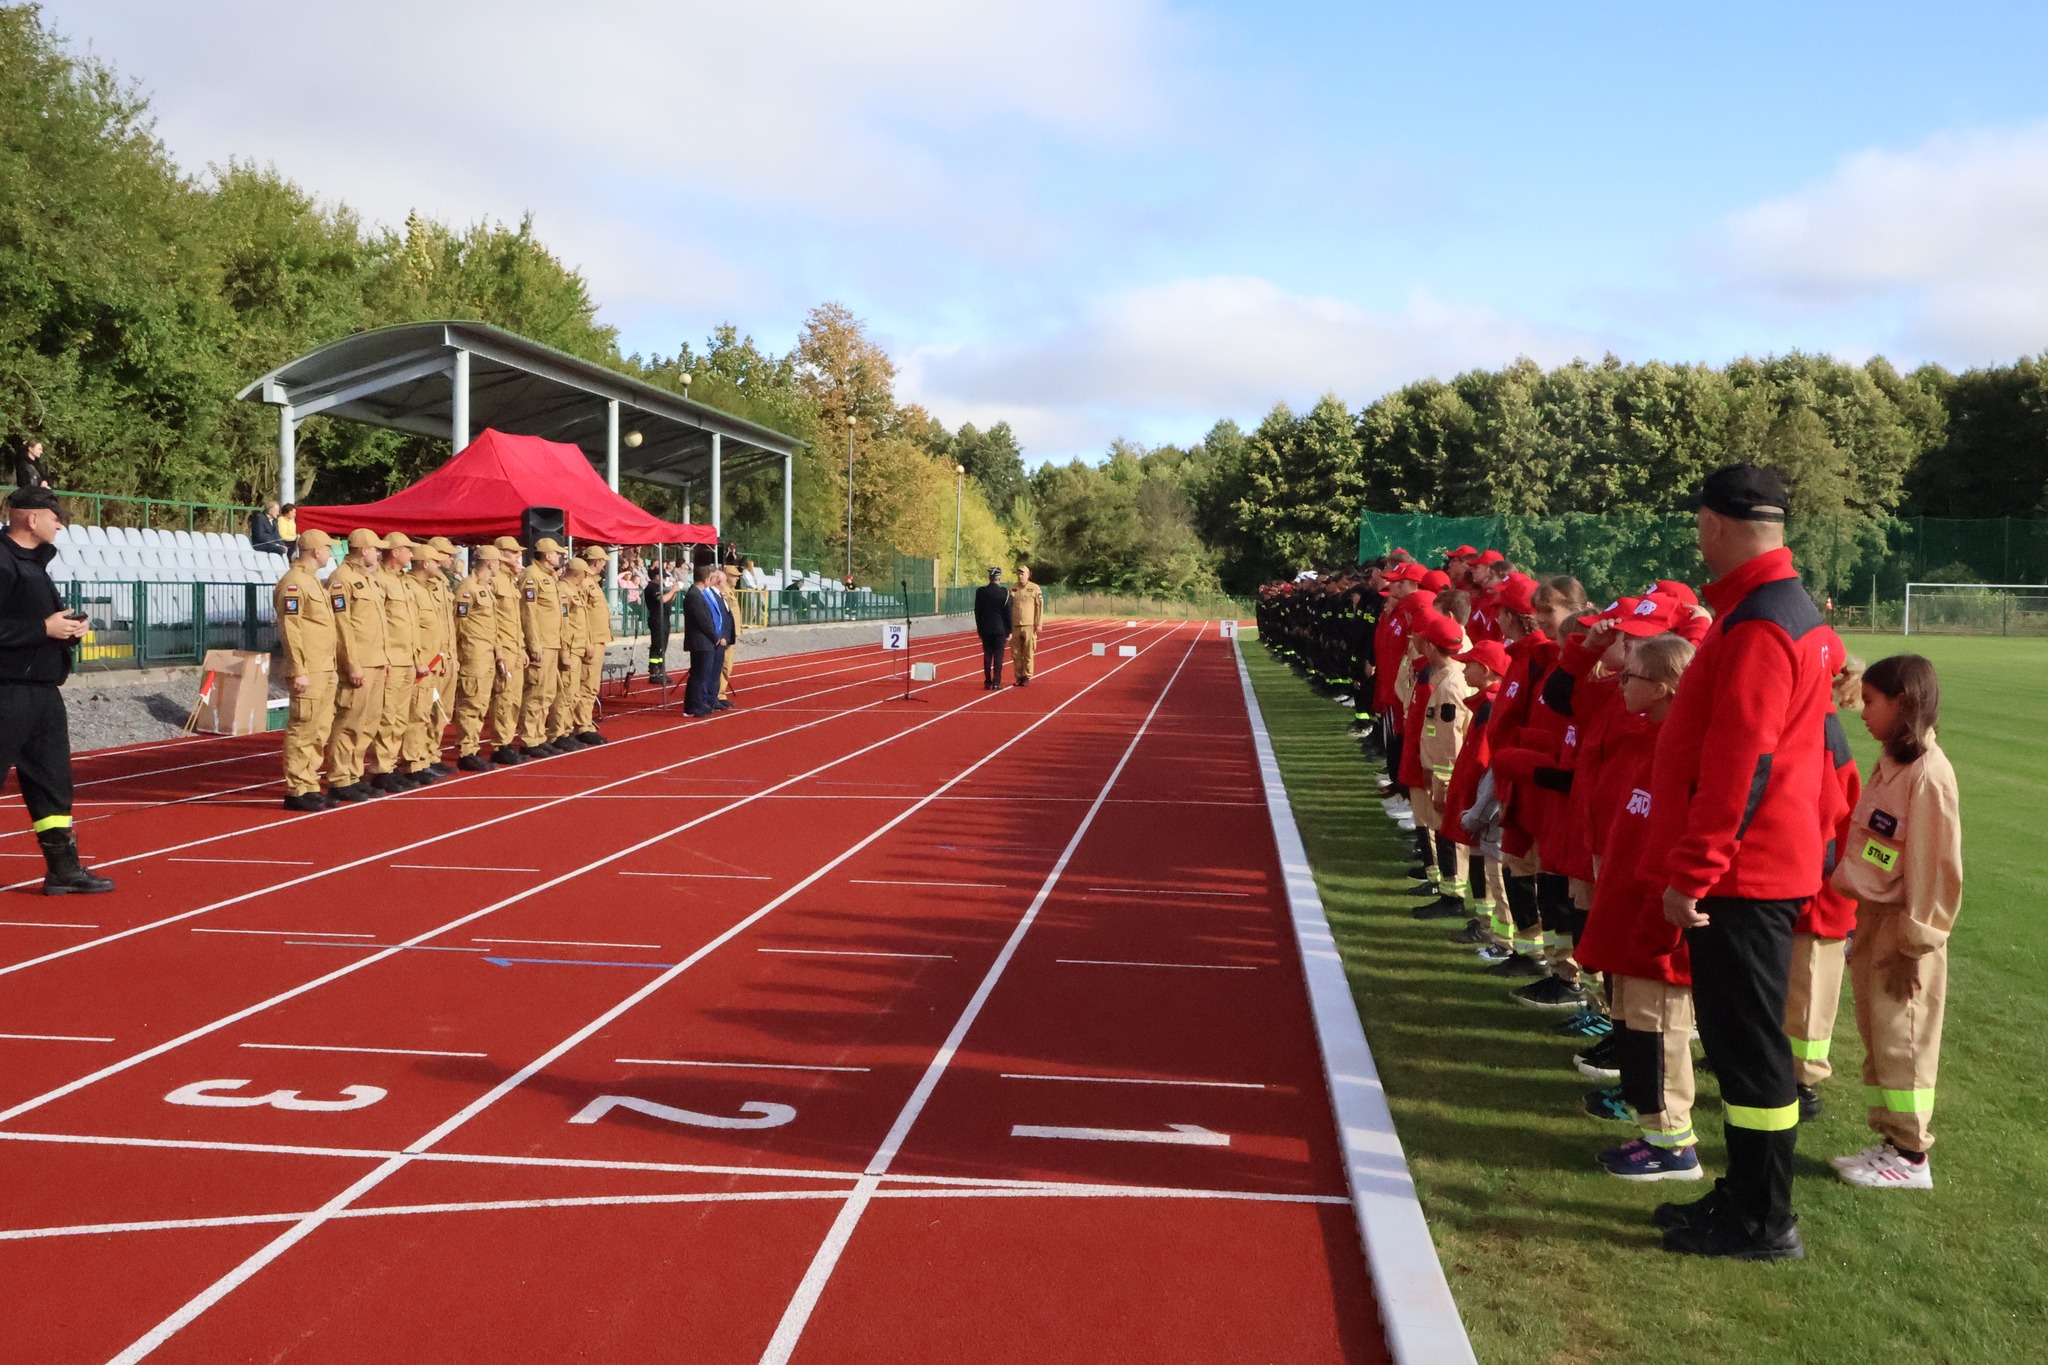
[188,650,272,736]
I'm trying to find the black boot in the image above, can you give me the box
[39,830,113,896]
[458,753,494,773]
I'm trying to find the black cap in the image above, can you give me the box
[5,486,63,519]
[1681,464,1789,522]
[986,566,1001,581]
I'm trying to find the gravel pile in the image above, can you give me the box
[64,675,206,752]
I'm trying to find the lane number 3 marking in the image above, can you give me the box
[165,1079,388,1112]
[569,1094,796,1130]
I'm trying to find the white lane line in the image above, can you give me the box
[0,1032,115,1043]
[95,625,1181,1365]
[392,864,542,873]
[282,942,488,953]
[0,920,98,930]
[848,878,1004,889]
[618,871,771,880]
[761,623,1202,1365]
[1084,886,1253,897]
[999,1072,1267,1090]
[1055,958,1260,971]
[757,948,953,961]
[240,1042,488,1059]
[167,858,316,867]
[1013,1122,1230,1147]
[192,929,372,939]
[474,937,662,951]
[615,1058,872,1074]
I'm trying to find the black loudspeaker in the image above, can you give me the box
[521,506,565,548]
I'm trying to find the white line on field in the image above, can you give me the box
[392,864,542,873]
[168,857,316,867]
[1055,958,1260,971]
[848,878,1004,889]
[1000,1072,1266,1090]
[1084,886,1252,897]
[0,920,97,930]
[615,1058,871,1074]
[0,1032,114,1043]
[240,1042,487,1059]
[757,948,953,961]
[618,871,771,880]
[192,928,372,938]
[473,937,661,950]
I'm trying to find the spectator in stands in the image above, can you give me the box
[277,503,298,545]
[12,437,50,491]
[249,502,286,555]
[740,557,767,592]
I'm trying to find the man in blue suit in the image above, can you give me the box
[682,564,735,718]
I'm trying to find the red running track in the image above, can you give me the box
[0,619,1393,1363]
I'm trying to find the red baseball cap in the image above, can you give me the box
[1578,596,1640,627]
[1384,562,1427,583]
[1673,608,1711,644]
[1456,640,1512,675]
[1612,596,1680,637]
[1474,549,1507,567]
[1417,611,1463,650]
[1420,568,1452,591]
[1654,579,1699,606]
[1446,544,1479,561]
[1493,576,1536,616]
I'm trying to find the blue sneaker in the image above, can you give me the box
[1553,1005,1610,1037]
[1583,1084,1632,1122]
[1598,1137,1704,1182]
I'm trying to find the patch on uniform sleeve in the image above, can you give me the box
[331,593,347,612]
[525,588,536,602]
[1861,837,1898,872]
[1868,809,1899,838]
[456,602,469,617]
[283,597,300,615]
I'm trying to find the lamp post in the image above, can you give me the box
[844,413,857,585]
[953,464,965,588]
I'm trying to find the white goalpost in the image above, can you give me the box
[1902,582,2048,637]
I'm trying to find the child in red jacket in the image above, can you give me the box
[1577,633,1703,1180]
[1445,640,1510,956]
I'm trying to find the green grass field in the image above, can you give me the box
[1245,632,2048,1365]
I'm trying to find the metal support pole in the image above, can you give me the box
[710,432,722,545]
[782,451,794,582]
[278,404,297,503]
[845,417,856,584]
[953,466,964,588]
[605,399,621,602]
[451,348,471,449]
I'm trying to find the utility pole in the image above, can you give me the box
[953,464,966,587]
[844,413,857,584]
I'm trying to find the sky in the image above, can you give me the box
[41,0,2048,463]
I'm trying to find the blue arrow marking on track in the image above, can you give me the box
[482,955,677,969]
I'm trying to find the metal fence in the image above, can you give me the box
[65,580,279,670]
[53,489,264,536]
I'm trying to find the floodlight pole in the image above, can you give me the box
[954,464,965,588]
[710,431,723,547]
[451,348,471,449]
[605,399,621,602]
[781,450,794,582]
[844,414,857,584]
[277,403,297,504]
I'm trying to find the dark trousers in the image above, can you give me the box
[0,684,74,829]
[1538,871,1584,940]
[685,647,723,714]
[647,608,671,675]
[1380,709,1404,793]
[1688,896,1803,1235]
[980,634,1006,685]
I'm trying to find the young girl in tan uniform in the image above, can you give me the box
[1831,653,1963,1189]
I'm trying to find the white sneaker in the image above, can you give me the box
[1395,817,1416,831]
[1334,694,1354,707]
[1830,1144,1887,1170]
[1837,1146,1933,1189]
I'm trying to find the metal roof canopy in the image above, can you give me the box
[238,321,802,567]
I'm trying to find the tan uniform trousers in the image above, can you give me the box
[719,643,737,701]
[1010,627,1038,679]
[1850,904,1947,1152]
[432,660,456,743]
[548,655,582,739]
[327,665,388,788]
[1785,931,1847,1086]
[404,663,450,770]
[454,660,495,756]
[489,659,524,749]
[520,649,560,746]
[1611,974,1698,1148]
[373,666,416,775]
[1483,857,1512,947]
[283,671,338,797]
[577,650,603,731]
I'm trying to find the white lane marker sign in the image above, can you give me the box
[880,623,908,651]
[1011,1122,1229,1147]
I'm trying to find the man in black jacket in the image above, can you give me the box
[681,563,735,718]
[973,567,1012,690]
[0,488,112,894]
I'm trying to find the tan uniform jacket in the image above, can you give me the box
[378,567,424,673]
[586,578,614,648]
[1831,738,1963,954]
[495,568,526,654]
[409,570,451,669]
[559,579,589,660]
[518,564,562,651]
[454,572,500,666]
[1012,583,1044,631]
[274,562,337,676]
[1416,661,1473,785]
[330,560,389,671]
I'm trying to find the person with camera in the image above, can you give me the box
[0,487,112,894]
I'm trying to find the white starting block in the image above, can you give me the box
[1118,645,1137,657]
[909,662,938,682]
[1124,620,1137,627]
[1091,642,1107,656]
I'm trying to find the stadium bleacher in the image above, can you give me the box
[49,524,288,588]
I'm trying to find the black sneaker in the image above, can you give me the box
[458,753,494,773]
[492,747,526,766]
[1511,976,1586,1011]
[1652,1181,1728,1231]
[1485,952,1546,978]
[1574,1033,1624,1079]
[575,731,606,745]
[1797,1083,1822,1122]
[526,742,561,758]
[1448,919,1491,945]
[408,768,440,786]
[370,772,405,794]
[427,763,455,779]
[1663,1212,1804,1262]
[330,783,371,803]
[282,792,327,812]
[1410,896,1467,920]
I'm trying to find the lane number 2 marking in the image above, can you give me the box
[569,1094,797,1130]
[165,1079,387,1112]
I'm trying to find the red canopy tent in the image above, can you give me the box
[297,429,714,545]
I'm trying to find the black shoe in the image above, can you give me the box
[318,792,342,809]
[1486,952,1547,978]
[1406,881,1442,898]
[408,768,440,786]
[458,753,494,773]
[329,783,371,803]
[370,772,404,794]
[1410,896,1467,920]
[1796,1083,1822,1122]
[1448,919,1492,945]
[525,742,559,758]
[685,708,713,718]
[1017,677,1030,687]
[575,731,605,746]
[713,701,733,711]
[1511,975,1586,1011]
[282,792,327,812]
[1652,1180,1727,1231]
[38,831,113,895]
[492,747,526,766]
[1663,1211,1804,1262]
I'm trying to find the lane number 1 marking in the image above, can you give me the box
[570,1094,798,1130]
[165,1079,387,1112]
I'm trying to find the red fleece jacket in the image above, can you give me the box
[1578,710,1690,985]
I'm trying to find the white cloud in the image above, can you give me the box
[900,275,1595,458]
[1711,122,2048,358]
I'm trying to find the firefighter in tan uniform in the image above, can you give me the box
[425,537,461,750]
[369,532,426,792]
[274,529,340,812]
[574,546,612,743]
[717,568,742,702]
[452,545,503,771]
[326,529,390,802]
[517,537,567,755]
[1010,564,1044,686]
[489,537,528,764]
[402,539,454,782]
[547,557,588,745]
